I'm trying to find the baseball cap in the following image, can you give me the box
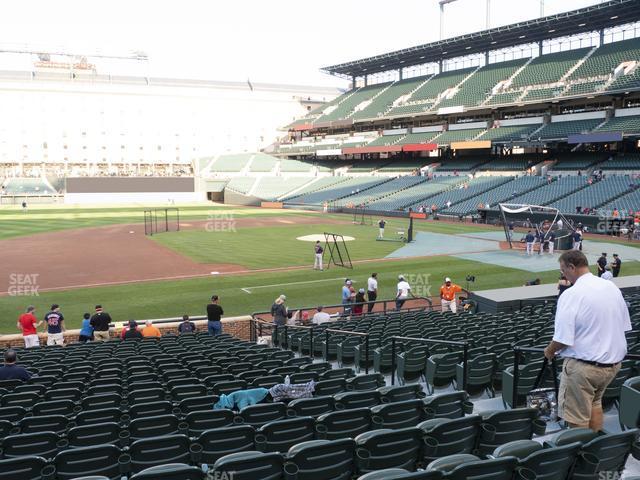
[398,275,405,281]
[445,277,451,282]
[358,288,365,294]
[346,280,352,285]
[279,294,287,301]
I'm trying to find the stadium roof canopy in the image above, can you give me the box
[321,0,640,78]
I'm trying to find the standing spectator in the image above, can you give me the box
[396,275,414,311]
[17,305,41,349]
[557,218,564,230]
[313,241,324,271]
[548,230,556,255]
[341,280,353,315]
[601,266,614,281]
[90,305,112,342]
[525,230,535,255]
[353,289,366,316]
[508,222,514,241]
[612,253,622,277]
[78,313,94,342]
[378,219,386,239]
[123,320,143,340]
[206,295,224,336]
[544,250,630,430]
[557,275,571,297]
[312,306,331,325]
[440,277,465,313]
[44,304,65,346]
[271,295,289,326]
[597,253,607,277]
[142,320,161,338]
[572,230,582,250]
[0,350,32,381]
[178,315,196,334]
[367,273,378,313]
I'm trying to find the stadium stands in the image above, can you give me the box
[336,176,426,207]
[396,131,442,145]
[511,47,591,88]
[438,59,528,109]
[436,157,488,172]
[551,153,606,170]
[367,134,406,147]
[476,124,542,143]
[225,177,256,195]
[600,153,640,170]
[280,177,348,201]
[569,36,640,81]
[503,176,587,207]
[536,119,603,140]
[596,115,640,135]
[548,175,637,212]
[279,159,314,173]
[315,83,391,123]
[351,76,429,121]
[250,177,312,201]
[284,177,388,205]
[2,178,57,195]
[249,153,278,173]
[210,153,254,173]
[434,128,485,145]
[367,177,464,211]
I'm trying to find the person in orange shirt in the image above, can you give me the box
[440,277,466,313]
[141,320,161,338]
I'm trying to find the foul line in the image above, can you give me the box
[241,277,345,294]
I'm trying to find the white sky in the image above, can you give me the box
[0,0,607,88]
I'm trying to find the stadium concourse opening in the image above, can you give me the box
[143,208,181,236]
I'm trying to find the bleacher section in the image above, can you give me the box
[366,134,405,147]
[443,176,547,215]
[251,177,311,201]
[406,176,510,212]
[336,176,425,207]
[501,176,587,207]
[475,155,539,172]
[211,153,253,173]
[549,175,637,212]
[1,299,638,479]
[285,177,388,205]
[569,37,640,80]
[377,161,428,173]
[476,124,541,143]
[396,131,442,145]
[347,160,391,173]
[438,59,527,109]
[436,157,488,172]
[551,153,604,171]
[519,86,565,102]
[225,177,256,195]
[279,159,314,173]
[536,118,602,140]
[434,128,485,145]
[2,178,56,195]
[367,177,463,211]
[314,83,391,123]
[351,76,428,121]
[280,177,347,201]
[600,153,640,170]
[511,47,591,88]
[596,115,640,135]
[599,187,640,215]
[249,153,278,173]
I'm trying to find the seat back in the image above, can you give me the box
[619,376,640,429]
[129,434,191,474]
[445,456,519,480]
[67,422,123,448]
[371,399,426,429]
[212,451,283,480]
[346,373,385,391]
[19,414,68,435]
[423,392,472,420]
[1,431,62,459]
[74,407,122,426]
[575,430,640,480]
[285,438,356,480]
[477,408,542,456]
[287,396,335,418]
[53,444,123,480]
[128,401,174,420]
[355,427,422,473]
[129,463,204,480]
[195,425,256,464]
[0,456,48,480]
[238,403,287,427]
[185,409,235,436]
[419,415,483,463]
[378,385,426,403]
[255,416,316,453]
[128,414,181,442]
[316,408,372,440]
[335,390,381,410]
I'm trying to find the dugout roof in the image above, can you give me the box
[321,0,640,78]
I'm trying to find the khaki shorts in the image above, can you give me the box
[558,358,620,426]
[94,330,110,341]
[47,333,64,346]
[24,334,40,348]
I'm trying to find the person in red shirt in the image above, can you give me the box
[440,277,466,313]
[16,305,41,348]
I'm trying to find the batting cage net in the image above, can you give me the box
[144,208,180,236]
[498,203,574,250]
[323,232,353,269]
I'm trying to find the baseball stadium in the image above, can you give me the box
[3,1,640,479]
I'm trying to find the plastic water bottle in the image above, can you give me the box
[285,375,291,385]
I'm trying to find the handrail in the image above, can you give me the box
[390,335,470,392]
[250,296,433,324]
[510,347,640,409]
[324,328,371,374]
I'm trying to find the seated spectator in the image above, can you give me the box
[0,350,32,381]
[142,320,161,338]
[123,320,143,340]
[78,313,94,342]
[312,306,331,325]
[178,314,196,334]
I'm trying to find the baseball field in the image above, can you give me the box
[1,202,640,332]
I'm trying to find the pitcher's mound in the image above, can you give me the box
[297,234,355,242]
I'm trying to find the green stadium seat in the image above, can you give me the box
[427,455,520,480]
[316,407,372,440]
[284,438,356,480]
[287,396,335,418]
[357,469,443,480]
[128,434,192,474]
[67,421,125,448]
[238,402,287,427]
[129,463,204,480]
[18,414,68,435]
[53,444,124,480]
[212,451,283,480]
[1,431,63,459]
[425,352,464,394]
[476,408,545,456]
[493,439,582,480]
[423,392,474,420]
[346,373,385,391]
[254,416,316,453]
[419,415,483,464]
[355,427,422,473]
[619,376,640,430]
[194,425,256,465]
[0,455,48,480]
[127,414,184,442]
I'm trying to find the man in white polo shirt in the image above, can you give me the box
[544,250,630,430]
[396,275,415,311]
[367,273,378,313]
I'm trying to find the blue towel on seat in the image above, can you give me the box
[213,387,269,410]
